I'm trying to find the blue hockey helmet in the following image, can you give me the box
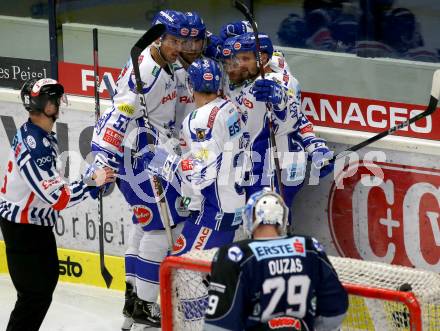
[232,32,274,58]
[187,58,222,93]
[222,35,240,59]
[151,10,190,38]
[184,12,206,40]
[21,78,65,112]
[243,188,289,237]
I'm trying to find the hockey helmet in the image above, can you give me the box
[151,10,190,39]
[184,12,206,40]
[21,78,64,112]
[187,58,222,93]
[232,32,274,59]
[243,188,289,237]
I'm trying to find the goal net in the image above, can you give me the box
[160,248,440,331]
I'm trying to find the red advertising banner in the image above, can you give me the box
[329,161,440,271]
[58,61,120,99]
[58,62,440,140]
[302,91,440,140]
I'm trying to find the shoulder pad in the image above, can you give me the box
[20,123,54,171]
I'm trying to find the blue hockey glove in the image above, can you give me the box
[253,79,286,106]
[302,137,334,178]
[220,21,253,41]
[142,147,179,181]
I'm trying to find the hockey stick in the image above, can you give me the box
[103,74,116,100]
[93,28,113,288]
[130,24,174,251]
[232,0,283,196]
[328,69,440,164]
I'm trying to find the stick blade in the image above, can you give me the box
[431,69,440,101]
[131,24,166,59]
[101,265,113,288]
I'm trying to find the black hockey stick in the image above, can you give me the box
[328,69,440,164]
[93,28,113,288]
[232,0,283,196]
[130,24,174,250]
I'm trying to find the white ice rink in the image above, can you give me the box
[0,274,128,330]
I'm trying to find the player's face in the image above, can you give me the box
[180,38,205,64]
[43,96,62,119]
[224,57,246,83]
[160,35,186,63]
[235,51,258,80]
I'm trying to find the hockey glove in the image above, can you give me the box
[142,147,180,181]
[253,79,287,106]
[84,165,116,198]
[220,21,253,41]
[304,137,334,178]
[204,32,223,61]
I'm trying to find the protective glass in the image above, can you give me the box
[161,35,187,52]
[181,38,206,54]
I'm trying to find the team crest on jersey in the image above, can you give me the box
[228,246,243,262]
[26,135,37,149]
[196,128,206,141]
[42,138,50,147]
[133,205,153,225]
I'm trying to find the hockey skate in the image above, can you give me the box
[121,282,137,331]
[132,298,161,328]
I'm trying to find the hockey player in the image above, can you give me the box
[219,20,292,74]
[90,10,190,329]
[175,11,207,130]
[0,78,115,331]
[205,189,349,331]
[222,32,334,215]
[171,57,246,255]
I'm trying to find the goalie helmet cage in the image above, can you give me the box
[160,249,440,331]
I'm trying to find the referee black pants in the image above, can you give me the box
[0,218,59,331]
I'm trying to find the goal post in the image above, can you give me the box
[160,249,440,331]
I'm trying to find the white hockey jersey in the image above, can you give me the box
[179,97,246,231]
[227,68,314,193]
[0,120,96,226]
[92,45,187,163]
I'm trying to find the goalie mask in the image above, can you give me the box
[243,188,289,237]
[20,78,66,113]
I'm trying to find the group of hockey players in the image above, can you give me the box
[88,8,346,330]
[0,7,348,331]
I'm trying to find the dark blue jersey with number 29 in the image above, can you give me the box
[205,235,348,331]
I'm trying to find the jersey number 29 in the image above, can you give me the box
[262,275,311,320]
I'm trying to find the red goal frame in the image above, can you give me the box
[160,255,422,331]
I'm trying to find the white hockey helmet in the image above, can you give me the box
[243,188,289,237]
